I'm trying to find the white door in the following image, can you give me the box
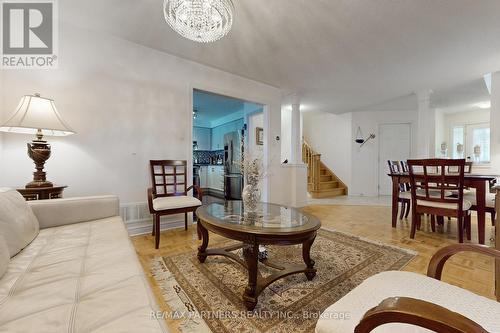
[378,123,411,195]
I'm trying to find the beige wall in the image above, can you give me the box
[0,23,292,205]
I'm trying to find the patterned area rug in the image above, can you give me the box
[150,229,416,333]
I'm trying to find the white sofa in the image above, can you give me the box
[0,190,168,333]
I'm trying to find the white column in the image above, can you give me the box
[490,72,500,172]
[416,90,435,158]
[290,93,302,164]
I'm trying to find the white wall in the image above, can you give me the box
[491,72,500,174]
[350,110,418,196]
[435,109,445,157]
[0,23,289,206]
[301,109,418,196]
[302,111,352,187]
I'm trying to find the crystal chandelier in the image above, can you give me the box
[163,0,234,43]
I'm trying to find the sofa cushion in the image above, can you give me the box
[0,235,9,278]
[0,188,39,257]
[0,216,167,333]
[152,195,201,211]
[315,271,500,333]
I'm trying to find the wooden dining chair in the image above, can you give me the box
[148,160,203,249]
[408,159,472,243]
[448,162,496,226]
[388,160,411,220]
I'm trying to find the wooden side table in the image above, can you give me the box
[17,185,67,201]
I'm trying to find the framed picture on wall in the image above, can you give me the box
[256,127,264,145]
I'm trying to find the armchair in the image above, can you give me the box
[148,160,203,249]
[316,243,500,333]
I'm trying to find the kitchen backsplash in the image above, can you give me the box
[194,150,224,165]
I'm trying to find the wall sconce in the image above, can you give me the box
[355,126,376,148]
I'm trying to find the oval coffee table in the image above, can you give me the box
[196,201,321,310]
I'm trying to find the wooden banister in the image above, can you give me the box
[302,138,348,197]
[302,139,320,186]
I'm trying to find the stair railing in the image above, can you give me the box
[302,139,321,191]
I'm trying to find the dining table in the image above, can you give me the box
[389,172,497,245]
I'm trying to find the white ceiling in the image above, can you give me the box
[61,0,500,113]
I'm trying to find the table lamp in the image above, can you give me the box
[0,93,75,188]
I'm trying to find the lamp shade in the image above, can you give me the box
[0,94,74,136]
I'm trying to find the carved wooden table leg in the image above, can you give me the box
[303,233,317,280]
[242,243,259,311]
[197,222,209,263]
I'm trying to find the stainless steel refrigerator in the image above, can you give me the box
[224,131,243,200]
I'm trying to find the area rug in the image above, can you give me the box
[150,228,416,333]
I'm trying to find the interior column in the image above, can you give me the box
[416,90,435,157]
[490,72,500,172]
[290,93,302,164]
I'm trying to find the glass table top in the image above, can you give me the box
[199,201,319,231]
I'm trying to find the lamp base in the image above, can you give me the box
[25,180,54,188]
[26,130,53,188]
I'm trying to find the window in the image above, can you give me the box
[451,123,490,164]
[467,123,490,163]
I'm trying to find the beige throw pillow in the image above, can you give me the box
[0,188,40,257]
[0,235,9,278]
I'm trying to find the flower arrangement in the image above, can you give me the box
[242,154,265,186]
[240,153,266,213]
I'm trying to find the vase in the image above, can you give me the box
[242,184,260,213]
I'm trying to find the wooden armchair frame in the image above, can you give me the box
[354,244,500,333]
[148,160,203,249]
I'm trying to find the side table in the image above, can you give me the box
[17,185,67,201]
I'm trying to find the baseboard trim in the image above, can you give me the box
[125,216,196,236]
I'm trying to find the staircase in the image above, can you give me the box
[302,140,348,198]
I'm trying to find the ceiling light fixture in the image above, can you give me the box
[163,0,234,43]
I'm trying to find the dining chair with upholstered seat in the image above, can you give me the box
[408,159,472,243]
[388,160,411,220]
[464,191,496,227]
[148,160,203,249]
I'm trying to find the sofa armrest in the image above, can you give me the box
[354,297,487,333]
[28,195,120,229]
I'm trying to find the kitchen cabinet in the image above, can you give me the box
[211,126,224,151]
[199,166,208,188]
[207,165,224,191]
[193,127,211,151]
[199,165,223,191]
[211,118,244,151]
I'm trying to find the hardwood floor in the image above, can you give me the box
[131,203,496,332]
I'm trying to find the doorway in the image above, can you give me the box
[378,123,411,195]
[191,89,264,203]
